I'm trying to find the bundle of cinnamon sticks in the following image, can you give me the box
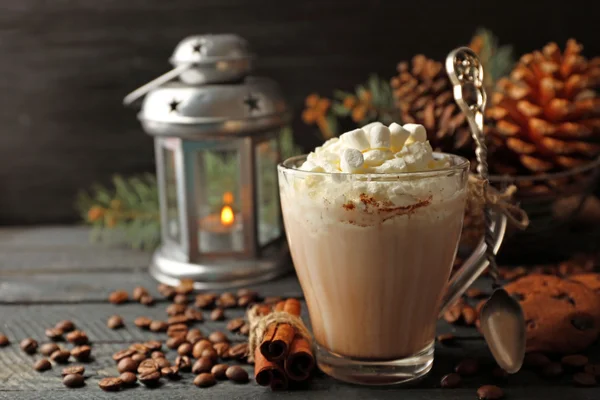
[250,298,315,390]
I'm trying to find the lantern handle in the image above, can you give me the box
[123,63,192,106]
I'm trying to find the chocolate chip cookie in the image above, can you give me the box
[570,273,600,293]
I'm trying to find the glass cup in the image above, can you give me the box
[277,153,506,385]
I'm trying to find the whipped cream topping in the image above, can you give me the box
[300,122,450,174]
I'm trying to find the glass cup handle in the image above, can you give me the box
[438,211,508,317]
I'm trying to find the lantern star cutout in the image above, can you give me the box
[192,42,203,54]
[168,99,181,113]
[244,94,260,113]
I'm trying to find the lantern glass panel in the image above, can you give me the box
[255,137,281,246]
[196,146,244,254]
[163,147,180,242]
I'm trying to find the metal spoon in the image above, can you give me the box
[446,47,526,374]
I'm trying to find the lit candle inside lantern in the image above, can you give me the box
[199,192,243,253]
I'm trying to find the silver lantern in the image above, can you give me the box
[124,34,290,289]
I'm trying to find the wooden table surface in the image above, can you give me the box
[1,226,599,399]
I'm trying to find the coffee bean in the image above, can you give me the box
[158,283,176,299]
[213,342,230,358]
[137,359,158,374]
[107,315,124,329]
[440,373,461,388]
[50,349,71,364]
[118,357,139,373]
[194,373,216,388]
[477,385,504,399]
[109,290,129,304]
[161,366,180,380]
[167,323,188,337]
[55,320,75,332]
[40,343,60,356]
[461,305,477,325]
[166,303,187,316]
[192,340,213,358]
[466,288,486,298]
[573,372,597,386]
[209,308,225,321]
[155,357,171,369]
[0,334,9,347]
[186,328,204,344]
[151,351,165,360]
[192,357,214,374]
[542,362,564,378]
[226,365,249,383]
[62,366,85,376]
[173,294,188,305]
[99,377,122,392]
[45,328,64,341]
[134,316,152,329]
[168,315,189,326]
[227,343,248,360]
[140,295,155,306]
[167,336,186,350]
[212,364,229,380]
[584,363,600,377]
[239,324,250,336]
[138,370,161,387]
[129,343,150,354]
[33,358,52,372]
[492,367,509,380]
[112,349,136,362]
[66,330,88,345]
[176,279,195,295]
[175,355,192,372]
[185,308,204,322]
[120,371,137,386]
[71,345,92,361]
[436,333,456,345]
[132,286,148,301]
[63,373,85,388]
[177,342,193,356]
[562,354,588,369]
[132,353,146,362]
[144,340,162,352]
[443,301,463,324]
[150,320,168,332]
[20,338,38,354]
[455,358,479,376]
[216,292,237,308]
[227,318,245,332]
[208,331,228,344]
[195,293,217,309]
[264,296,282,305]
[202,348,219,363]
[524,352,551,369]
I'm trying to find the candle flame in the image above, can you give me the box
[220,205,235,226]
[223,191,234,205]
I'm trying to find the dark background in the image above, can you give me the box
[1,0,598,225]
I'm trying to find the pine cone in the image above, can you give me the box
[390,55,474,158]
[486,39,600,176]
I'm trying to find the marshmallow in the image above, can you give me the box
[361,121,384,134]
[403,123,427,143]
[299,160,324,172]
[363,149,393,167]
[389,122,410,151]
[399,142,434,171]
[374,158,408,174]
[341,129,370,151]
[368,124,391,149]
[340,148,364,173]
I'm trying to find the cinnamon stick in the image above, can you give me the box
[260,323,296,361]
[282,298,301,316]
[254,348,285,387]
[270,367,289,391]
[284,335,315,381]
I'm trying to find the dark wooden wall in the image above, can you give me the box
[1,0,598,224]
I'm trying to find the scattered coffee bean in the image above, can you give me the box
[0,334,9,347]
[239,324,250,336]
[45,328,64,341]
[227,318,245,332]
[194,372,216,388]
[226,365,249,383]
[151,351,165,360]
[562,354,589,369]
[167,323,188,337]
[63,373,85,388]
[461,305,477,325]
[50,349,71,364]
[192,357,214,374]
[208,331,229,344]
[40,343,60,356]
[440,373,461,388]
[118,357,139,373]
[173,294,188,305]
[62,366,85,376]
[166,303,187,316]
[192,340,213,359]
[524,352,551,369]
[212,364,229,380]
[138,370,161,387]
[161,366,180,380]
[202,348,219,363]
[167,336,186,350]
[20,338,38,354]
[216,292,237,308]
[71,345,92,361]
[455,358,479,376]
[107,315,124,329]
[132,286,148,301]
[132,353,146,362]
[213,342,230,358]
[227,343,248,360]
[155,357,171,369]
[210,308,225,321]
[177,342,193,356]
[109,290,129,304]
[466,288,486,298]
[120,371,137,386]
[158,283,176,299]
[186,328,204,344]
[33,358,52,372]
[492,367,509,380]
[584,363,600,377]
[167,315,189,326]
[542,362,564,378]
[185,308,203,322]
[175,355,192,372]
[436,333,456,345]
[112,349,136,362]
[134,316,152,329]
[66,330,88,345]
[55,320,75,333]
[137,359,158,374]
[195,293,217,309]
[264,296,282,305]
[99,377,123,392]
[150,320,168,333]
[176,279,195,295]
[477,385,504,399]
[130,343,150,355]
[144,340,162,352]
[140,295,155,306]
[573,372,597,386]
